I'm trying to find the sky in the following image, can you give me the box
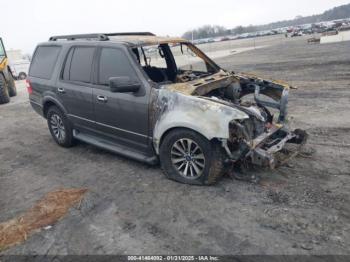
[2,0,349,53]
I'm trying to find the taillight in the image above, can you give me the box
[26,79,33,94]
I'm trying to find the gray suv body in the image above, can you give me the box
[28,32,307,185]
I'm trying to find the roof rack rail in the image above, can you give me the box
[49,32,155,41]
[49,34,109,41]
[104,32,155,37]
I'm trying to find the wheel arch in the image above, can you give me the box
[154,125,223,155]
[42,97,67,118]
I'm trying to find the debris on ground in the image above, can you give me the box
[307,37,320,44]
[0,188,87,251]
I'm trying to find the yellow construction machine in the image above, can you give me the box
[0,37,17,104]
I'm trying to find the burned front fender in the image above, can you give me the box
[152,88,249,154]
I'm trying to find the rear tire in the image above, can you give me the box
[159,129,225,185]
[0,74,10,105]
[8,73,17,97]
[18,72,27,80]
[47,106,75,147]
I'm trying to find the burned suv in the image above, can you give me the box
[28,32,306,185]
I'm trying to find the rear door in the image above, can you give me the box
[57,46,96,130]
[92,47,150,152]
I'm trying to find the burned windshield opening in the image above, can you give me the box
[131,42,219,84]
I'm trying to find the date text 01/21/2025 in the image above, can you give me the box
[127,255,219,261]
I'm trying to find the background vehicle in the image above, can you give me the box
[28,32,306,185]
[10,59,30,80]
[0,38,17,104]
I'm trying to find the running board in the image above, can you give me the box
[73,130,158,165]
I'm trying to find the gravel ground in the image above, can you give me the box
[0,35,349,255]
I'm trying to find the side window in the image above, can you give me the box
[98,48,136,86]
[142,46,167,68]
[62,47,95,83]
[29,46,61,79]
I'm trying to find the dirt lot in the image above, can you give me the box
[0,35,349,255]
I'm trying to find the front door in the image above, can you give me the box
[93,47,150,152]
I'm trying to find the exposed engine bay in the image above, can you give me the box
[197,72,308,169]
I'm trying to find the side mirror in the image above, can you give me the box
[109,77,141,93]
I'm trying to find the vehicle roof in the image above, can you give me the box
[46,33,189,47]
[109,35,188,46]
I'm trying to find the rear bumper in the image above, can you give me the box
[246,127,308,168]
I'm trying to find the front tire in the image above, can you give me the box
[159,129,225,185]
[0,74,10,105]
[47,106,74,147]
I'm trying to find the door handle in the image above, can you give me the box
[97,95,108,102]
[57,87,65,93]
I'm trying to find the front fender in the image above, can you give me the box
[152,89,249,154]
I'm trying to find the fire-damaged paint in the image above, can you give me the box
[152,88,249,154]
[151,69,307,168]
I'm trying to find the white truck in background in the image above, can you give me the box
[9,59,30,80]
[6,49,30,80]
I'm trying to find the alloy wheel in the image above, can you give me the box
[50,114,66,142]
[170,138,205,179]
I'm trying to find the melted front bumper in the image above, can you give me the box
[246,126,308,168]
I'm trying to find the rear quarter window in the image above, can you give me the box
[29,46,61,79]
